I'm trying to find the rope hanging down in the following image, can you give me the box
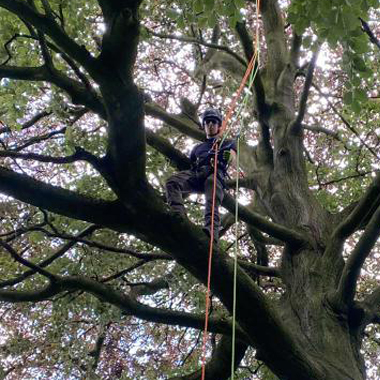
[200,1,261,377]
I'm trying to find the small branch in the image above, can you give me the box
[0,225,98,288]
[0,110,51,135]
[0,239,56,281]
[33,228,172,261]
[0,34,19,65]
[290,48,319,134]
[0,64,106,118]
[302,123,342,142]
[333,203,380,306]
[37,30,54,69]
[101,259,155,283]
[289,33,302,68]
[147,28,247,67]
[313,83,380,161]
[360,18,380,50]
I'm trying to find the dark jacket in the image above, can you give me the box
[190,138,236,176]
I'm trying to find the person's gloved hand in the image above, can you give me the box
[222,149,232,164]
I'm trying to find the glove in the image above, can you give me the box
[222,149,232,164]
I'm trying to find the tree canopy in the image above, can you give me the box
[0,0,379,379]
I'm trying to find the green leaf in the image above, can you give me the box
[343,91,353,105]
[208,12,217,28]
[342,10,359,31]
[234,0,245,9]
[351,99,361,113]
[204,0,215,11]
[193,0,203,13]
[303,36,313,48]
[353,88,368,102]
[349,35,370,53]
[352,56,367,72]
[167,9,179,20]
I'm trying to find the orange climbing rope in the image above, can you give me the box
[200,2,261,377]
[200,48,259,380]
[200,141,219,380]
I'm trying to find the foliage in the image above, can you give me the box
[0,0,379,380]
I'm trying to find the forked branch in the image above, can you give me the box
[0,275,245,339]
[334,203,380,306]
[333,172,380,241]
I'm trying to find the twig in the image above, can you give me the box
[360,18,380,50]
[291,48,320,133]
[147,28,247,67]
[0,239,56,281]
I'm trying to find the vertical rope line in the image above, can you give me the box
[201,1,261,376]
[230,133,241,380]
[200,142,219,380]
[230,2,261,377]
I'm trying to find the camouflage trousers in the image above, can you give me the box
[165,167,224,240]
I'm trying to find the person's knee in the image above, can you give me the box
[166,177,181,191]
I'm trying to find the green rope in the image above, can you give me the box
[229,46,260,380]
[230,131,241,379]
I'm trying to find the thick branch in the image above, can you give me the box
[146,129,191,171]
[0,0,99,79]
[333,203,380,306]
[0,166,129,232]
[0,65,106,118]
[0,275,245,339]
[145,102,204,141]
[361,286,380,324]
[223,194,308,247]
[235,21,268,119]
[333,172,380,240]
[0,147,99,165]
[238,261,280,278]
[260,0,288,80]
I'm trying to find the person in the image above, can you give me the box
[165,108,236,242]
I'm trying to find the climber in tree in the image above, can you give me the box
[166,108,237,242]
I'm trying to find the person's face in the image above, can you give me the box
[204,118,221,138]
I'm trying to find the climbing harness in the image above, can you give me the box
[200,1,261,379]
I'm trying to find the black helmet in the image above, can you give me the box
[200,108,223,128]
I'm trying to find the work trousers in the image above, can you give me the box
[165,167,224,239]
